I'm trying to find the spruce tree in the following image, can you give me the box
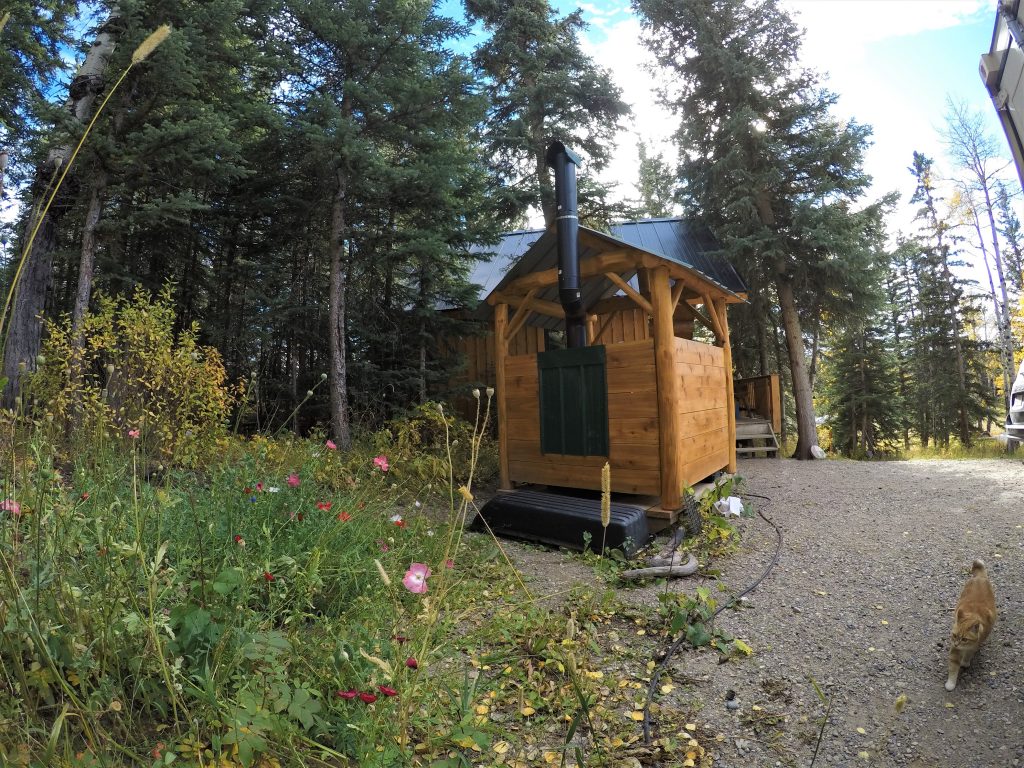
[820,313,903,456]
[466,0,630,226]
[632,140,675,219]
[286,0,495,444]
[634,0,889,459]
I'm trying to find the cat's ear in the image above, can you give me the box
[955,607,966,622]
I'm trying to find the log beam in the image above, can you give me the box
[502,252,638,293]
[605,272,654,315]
[504,288,538,342]
[494,303,511,489]
[715,297,737,473]
[650,266,683,510]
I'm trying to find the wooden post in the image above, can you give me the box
[715,298,737,474]
[587,313,597,345]
[494,303,511,490]
[650,266,683,510]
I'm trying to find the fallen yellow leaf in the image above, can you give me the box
[521,706,536,716]
[493,741,510,755]
[629,711,645,721]
[856,727,866,735]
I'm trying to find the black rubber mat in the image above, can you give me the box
[473,488,650,558]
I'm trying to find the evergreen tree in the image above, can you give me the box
[634,0,889,459]
[632,140,674,218]
[820,314,903,457]
[0,1,78,201]
[466,0,630,226]
[285,0,494,444]
[906,151,993,446]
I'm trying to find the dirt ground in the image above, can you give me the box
[495,457,1024,767]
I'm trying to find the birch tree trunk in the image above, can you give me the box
[72,170,106,334]
[328,164,352,450]
[3,9,119,401]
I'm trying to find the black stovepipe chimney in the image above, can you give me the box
[545,140,587,349]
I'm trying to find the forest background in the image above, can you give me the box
[2,0,1022,459]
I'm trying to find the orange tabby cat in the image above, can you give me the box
[945,559,996,691]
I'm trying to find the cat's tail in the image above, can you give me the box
[971,559,986,575]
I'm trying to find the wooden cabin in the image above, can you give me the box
[454,217,748,519]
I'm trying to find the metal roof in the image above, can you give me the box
[464,218,747,329]
[610,218,747,296]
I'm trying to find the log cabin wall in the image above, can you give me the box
[504,338,661,495]
[675,338,731,486]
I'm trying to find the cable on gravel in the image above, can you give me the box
[641,492,784,745]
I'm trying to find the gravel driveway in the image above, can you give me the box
[506,457,1024,767]
[668,458,1024,768]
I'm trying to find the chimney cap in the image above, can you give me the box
[545,140,582,168]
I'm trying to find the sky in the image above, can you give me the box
[563,0,1008,251]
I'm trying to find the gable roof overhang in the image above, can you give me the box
[471,223,747,332]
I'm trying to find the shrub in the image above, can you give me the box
[30,285,239,466]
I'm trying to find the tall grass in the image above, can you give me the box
[0,388,513,765]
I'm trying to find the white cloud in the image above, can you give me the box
[580,16,679,210]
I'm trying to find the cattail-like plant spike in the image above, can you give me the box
[600,461,611,556]
[132,24,171,64]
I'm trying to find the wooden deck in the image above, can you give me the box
[736,416,779,457]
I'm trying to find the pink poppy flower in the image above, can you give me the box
[286,473,300,488]
[378,685,398,697]
[445,559,454,570]
[317,501,332,511]
[402,563,431,594]
[358,692,377,704]
[406,657,418,670]
[326,440,337,450]
[373,455,389,472]
[128,428,140,439]
[336,689,358,699]
[1,499,20,517]
[337,511,351,522]
[256,482,264,492]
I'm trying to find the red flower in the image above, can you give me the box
[406,657,418,670]
[287,473,301,488]
[445,559,454,570]
[263,571,275,582]
[297,512,304,521]
[80,492,90,501]
[358,692,377,704]
[378,685,398,697]
[337,511,351,522]
[255,482,264,492]
[394,635,409,644]
[394,519,407,529]
[244,487,252,495]
[336,689,358,699]
[317,501,332,511]
[151,742,164,760]
[233,534,245,547]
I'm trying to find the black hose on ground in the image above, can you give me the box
[641,492,783,744]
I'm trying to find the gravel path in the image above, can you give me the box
[506,458,1024,767]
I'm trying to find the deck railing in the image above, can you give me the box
[734,374,781,435]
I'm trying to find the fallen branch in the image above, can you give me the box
[621,554,698,580]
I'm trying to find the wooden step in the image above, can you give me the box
[737,446,779,455]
